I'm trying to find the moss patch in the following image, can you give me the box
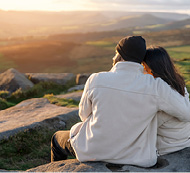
[44,94,79,108]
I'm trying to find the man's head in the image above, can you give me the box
[115,36,146,64]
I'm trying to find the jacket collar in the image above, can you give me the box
[110,61,144,73]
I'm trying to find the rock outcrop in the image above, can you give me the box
[56,91,83,102]
[0,68,34,93]
[76,73,91,85]
[26,73,75,85]
[27,159,110,172]
[0,98,79,140]
[68,84,84,92]
[27,147,190,172]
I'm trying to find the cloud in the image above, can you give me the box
[89,0,190,6]
[86,0,190,13]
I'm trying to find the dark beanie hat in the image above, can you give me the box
[115,36,146,63]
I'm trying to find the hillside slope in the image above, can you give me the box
[0,28,190,73]
[0,10,185,38]
[166,18,190,29]
[97,14,170,31]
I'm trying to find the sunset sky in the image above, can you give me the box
[0,0,190,14]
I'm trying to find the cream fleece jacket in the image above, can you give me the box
[70,62,190,167]
[157,88,190,155]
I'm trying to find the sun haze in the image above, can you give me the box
[0,0,93,11]
[0,0,190,14]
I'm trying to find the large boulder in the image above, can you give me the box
[0,98,79,140]
[56,91,83,102]
[26,73,76,85]
[27,147,190,172]
[76,73,91,85]
[0,68,34,93]
[27,159,110,172]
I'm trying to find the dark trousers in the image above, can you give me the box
[51,130,76,162]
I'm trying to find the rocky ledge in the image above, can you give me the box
[27,147,190,172]
[0,97,79,140]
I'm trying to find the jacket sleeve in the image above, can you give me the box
[157,78,190,122]
[78,75,93,122]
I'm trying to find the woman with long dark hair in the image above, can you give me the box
[143,46,190,155]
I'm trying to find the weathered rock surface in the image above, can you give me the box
[68,84,84,92]
[0,68,34,93]
[56,91,83,102]
[26,73,75,85]
[76,73,91,85]
[27,159,110,172]
[27,147,190,172]
[0,98,79,140]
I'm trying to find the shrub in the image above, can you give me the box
[0,90,10,99]
[0,98,15,110]
[8,81,73,104]
[0,98,8,110]
[11,88,24,99]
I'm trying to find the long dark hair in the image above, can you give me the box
[144,46,185,96]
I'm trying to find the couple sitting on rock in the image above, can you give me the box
[51,36,190,167]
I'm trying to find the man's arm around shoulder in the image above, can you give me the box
[156,78,190,122]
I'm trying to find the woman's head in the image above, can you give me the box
[143,46,185,96]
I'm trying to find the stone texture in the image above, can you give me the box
[0,98,79,140]
[68,84,84,92]
[26,73,76,85]
[0,68,34,93]
[27,159,110,172]
[76,73,91,85]
[56,91,83,102]
[27,147,190,172]
[118,147,190,172]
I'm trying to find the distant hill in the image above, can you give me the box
[93,14,170,31]
[138,17,190,32]
[101,11,189,21]
[166,18,190,30]
[146,12,189,21]
[0,10,189,38]
[0,10,109,38]
[0,10,109,26]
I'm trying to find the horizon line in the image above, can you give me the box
[0,9,190,15]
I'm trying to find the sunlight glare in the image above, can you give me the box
[0,0,91,11]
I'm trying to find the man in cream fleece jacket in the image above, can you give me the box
[51,36,190,167]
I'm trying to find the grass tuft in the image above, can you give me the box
[0,98,16,110]
[44,94,79,108]
[0,80,76,109]
[0,127,57,171]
